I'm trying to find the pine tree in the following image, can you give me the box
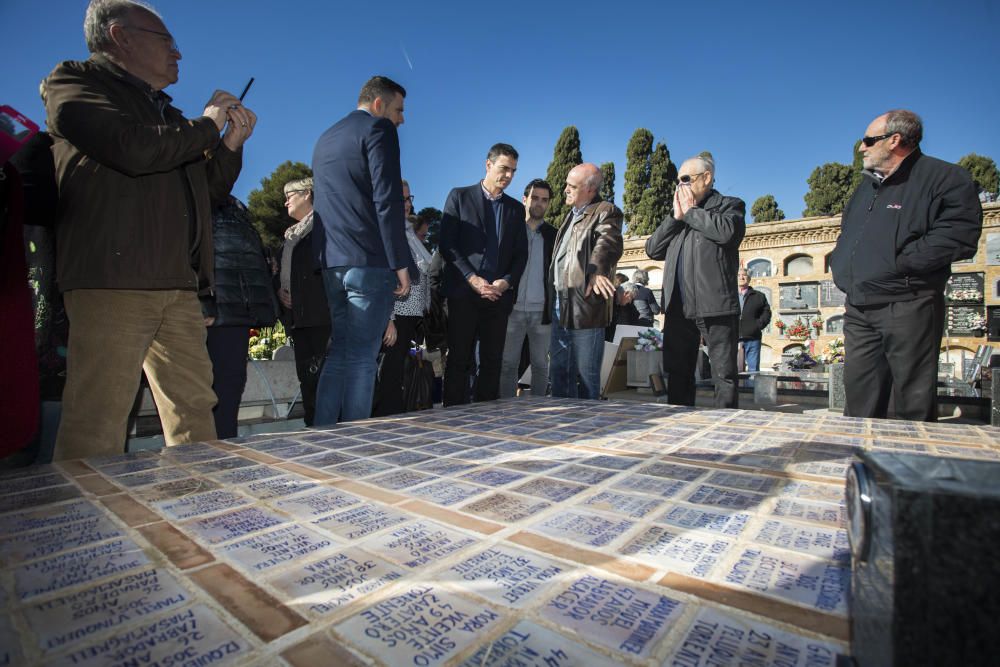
[750,195,785,223]
[599,161,616,203]
[543,126,583,226]
[958,153,999,198]
[247,160,313,251]
[630,143,677,236]
[623,129,653,229]
[802,162,855,217]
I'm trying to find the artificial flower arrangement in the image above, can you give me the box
[811,318,824,331]
[947,288,983,302]
[248,323,288,360]
[787,350,819,370]
[782,318,810,338]
[635,328,663,352]
[820,337,845,364]
[969,312,987,331]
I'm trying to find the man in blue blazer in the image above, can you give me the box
[440,143,529,405]
[311,75,412,425]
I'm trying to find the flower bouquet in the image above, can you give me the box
[969,312,987,334]
[787,350,819,371]
[820,337,845,364]
[635,328,663,352]
[784,318,810,340]
[947,288,983,302]
[248,323,288,360]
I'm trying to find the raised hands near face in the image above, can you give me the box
[674,186,697,220]
[203,90,256,150]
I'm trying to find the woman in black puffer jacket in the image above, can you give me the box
[201,196,279,438]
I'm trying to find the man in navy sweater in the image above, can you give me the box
[311,76,412,424]
[830,109,982,421]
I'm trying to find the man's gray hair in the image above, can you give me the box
[632,269,649,285]
[584,166,603,191]
[688,151,715,176]
[884,109,922,148]
[84,0,159,54]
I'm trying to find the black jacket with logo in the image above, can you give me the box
[830,150,982,306]
[645,190,746,319]
[738,287,771,340]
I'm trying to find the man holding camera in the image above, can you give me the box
[46,0,253,460]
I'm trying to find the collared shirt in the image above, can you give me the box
[515,222,546,312]
[739,286,749,311]
[481,181,503,239]
[553,201,596,292]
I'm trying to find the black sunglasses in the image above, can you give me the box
[679,172,706,184]
[861,132,898,148]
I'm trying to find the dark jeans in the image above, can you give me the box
[373,315,422,417]
[662,293,738,408]
[205,326,250,439]
[315,267,396,425]
[290,324,331,426]
[843,294,943,421]
[443,295,510,406]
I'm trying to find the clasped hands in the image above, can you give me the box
[468,275,508,301]
[203,90,257,151]
[673,185,697,221]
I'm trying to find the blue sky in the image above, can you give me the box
[3,0,999,223]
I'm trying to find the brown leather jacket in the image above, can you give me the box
[45,55,242,293]
[548,199,624,329]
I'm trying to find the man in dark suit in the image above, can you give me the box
[311,75,412,425]
[440,143,529,405]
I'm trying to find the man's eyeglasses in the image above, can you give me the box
[127,26,180,52]
[861,132,897,148]
[678,172,706,184]
[404,195,415,203]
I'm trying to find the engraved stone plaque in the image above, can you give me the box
[0,613,21,666]
[0,485,82,513]
[406,480,489,506]
[654,504,752,537]
[499,458,563,474]
[113,467,189,488]
[267,547,404,618]
[191,456,257,474]
[752,520,850,563]
[335,585,505,666]
[0,514,123,566]
[2,472,68,494]
[134,477,220,504]
[441,545,565,609]
[704,471,782,494]
[154,489,252,520]
[15,537,150,600]
[361,521,476,568]
[530,509,634,548]
[779,480,846,505]
[770,499,846,528]
[549,464,617,485]
[459,468,527,487]
[23,568,191,653]
[460,493,551,523]
[511,477,587,502]
[685,484,767,511]
[612,474,689,498]
[221,524,337,573]
[273,487,363,519]
[209,464,283,485]
[181,506,287,544]
[720,546,849,615]
[313,505,412,541]
[581,491,662,519]
[541,575,685,659]
[44,603,252,667]
[458,620,621,667]
[296,450,357,469]
[376,450,436,466]
[664,605,845,666]
[237,474,318,499]
[619,526,732,577]
[0,499,103,535]
[329,458,394,478]
[368,468,437,490]
[637,461,706,482]
[413,458,479,476]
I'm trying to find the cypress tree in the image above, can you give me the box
[544,126,583,227]
[802,162,855,217]
[631,143,676,236]
[623,128,653,229]
[599,161,616,203]
[750,195,785,223]
[958,153,999,197]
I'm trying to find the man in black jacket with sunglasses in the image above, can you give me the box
[830,109,982,421]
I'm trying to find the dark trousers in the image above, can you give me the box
[206,326,250,439]
[290,325,331,426]
[443,295,510,406]
[843,294,943,421]
[373,315,422,417]
[661,292,738,408]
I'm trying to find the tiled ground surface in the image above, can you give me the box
[3,397,999,666]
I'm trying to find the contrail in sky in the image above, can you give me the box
[401,44,413,70]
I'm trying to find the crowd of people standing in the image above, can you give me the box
[1,0,984,466]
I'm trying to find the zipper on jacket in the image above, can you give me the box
[846,182,881,296]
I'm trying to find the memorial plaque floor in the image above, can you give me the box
[5,396,998,665]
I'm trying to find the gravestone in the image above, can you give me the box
[754,372,778,405]
[828,363,845,411]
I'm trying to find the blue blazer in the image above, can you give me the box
[439,183,528,301]
[311,110,411,275]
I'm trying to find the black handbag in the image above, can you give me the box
[403,351,435,411]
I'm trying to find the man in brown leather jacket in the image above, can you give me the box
[46,0,255,459]
[547,163,623,399]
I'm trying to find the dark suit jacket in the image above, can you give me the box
[311,110,411,274]
[439,183,528,303]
